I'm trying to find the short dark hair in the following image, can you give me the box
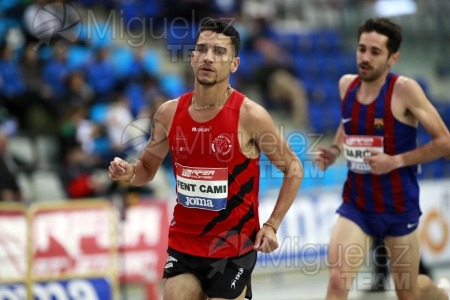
[195,18,240,57]
[358,18,402,56]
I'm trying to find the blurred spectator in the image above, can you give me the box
[74,108,106,164]
[57,105,102,167]
[42,40,70,102]
[0,132,28,202]
[85,47,117,100]
[0,44,25,98]
[0,43,27,129]
[129,48,148,81]
[142,74,166,116]
[20,42,44,98]
[125,73,166,117]
[252,38,309,128]
[64,70,94,111]
[0,106,18,135]
[58,106,83,163]
[5,27,26,52]
[60,143,104,199]
[105,94,133,154]
[241,1,276,40]
[19,42,54,134]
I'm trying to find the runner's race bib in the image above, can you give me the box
[343,135,384,174]
[175,163,228,211]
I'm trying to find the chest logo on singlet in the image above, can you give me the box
[343,135,384,174]
[374,118,384,129]
[211,134,232,155]
[175,163,228,211]
[192,126,211,132]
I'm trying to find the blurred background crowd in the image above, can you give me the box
[0,0,450,204]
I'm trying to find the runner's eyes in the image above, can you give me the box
[197,46,207,53]
[214,48,226,55]
[196,46,227,56]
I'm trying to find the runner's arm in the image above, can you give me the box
[243,100,303,232]
[391,79,450,168]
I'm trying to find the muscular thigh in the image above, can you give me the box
[328,216,373,272]
[164,273,206,300]
[384,230,420,288]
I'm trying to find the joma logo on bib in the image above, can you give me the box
[184,197,214,208]
[178,194,227,211]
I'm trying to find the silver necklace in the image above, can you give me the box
[191,85,231,110]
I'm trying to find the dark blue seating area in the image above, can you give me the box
[165,21,199,60]
[242,29,356,134]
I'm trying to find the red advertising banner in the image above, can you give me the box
[118,200,170,283]
[0,198,171,300]
[0,203,27,283]
[29,199,170,282]
[29,201,116,279]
